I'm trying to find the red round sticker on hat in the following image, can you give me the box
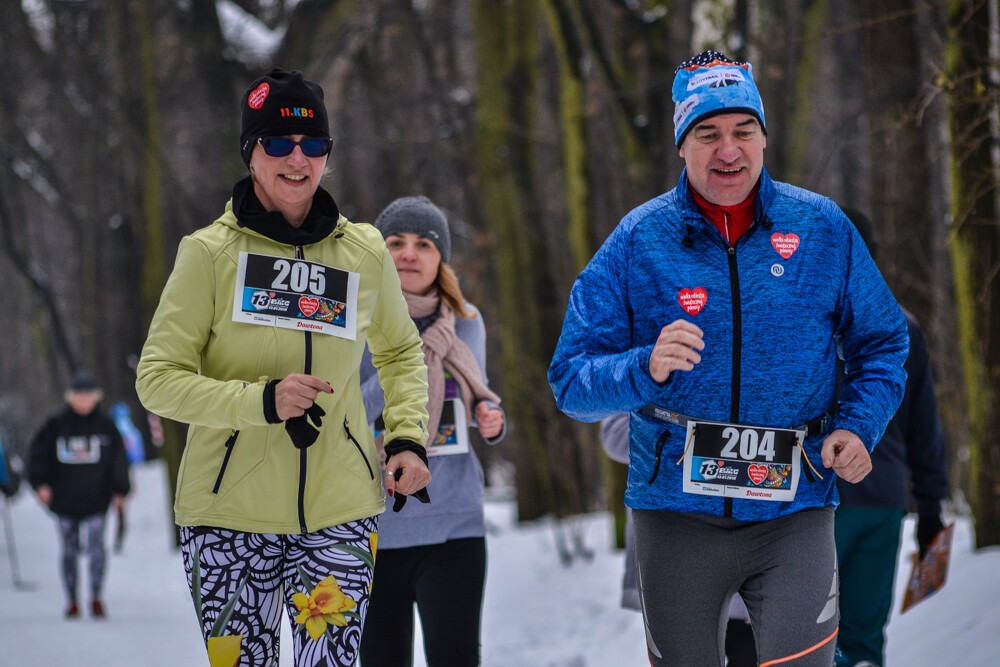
[248,82,270,109]
[771,233,800,259]
[678,288,707,315]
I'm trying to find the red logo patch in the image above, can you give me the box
[678,288,707,316]
[248,82,270,109]
[770,233,800,259]
[748,464,768,485]
[298,297,320,317]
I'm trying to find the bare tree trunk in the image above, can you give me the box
[945,0,1000,547]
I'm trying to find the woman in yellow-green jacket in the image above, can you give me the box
[136,69,430,667]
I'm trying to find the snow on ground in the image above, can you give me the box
[0,460,997,666]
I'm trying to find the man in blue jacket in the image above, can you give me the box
[548,51,909,666]
[834,209,949,667]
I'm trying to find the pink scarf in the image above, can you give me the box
[405,289,500,446]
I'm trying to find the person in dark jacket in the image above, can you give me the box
[834,210,950,667]
[28,371,131,618]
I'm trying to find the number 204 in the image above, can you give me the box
[272,259,326,295]
[720,427,776,461]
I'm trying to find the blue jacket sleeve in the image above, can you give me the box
[548,223,664,422]
[832,215,910,449]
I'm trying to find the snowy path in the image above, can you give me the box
[0,460,997,666]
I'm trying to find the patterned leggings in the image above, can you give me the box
[57,513,107,604]
[180,517,377,667]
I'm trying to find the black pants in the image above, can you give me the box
[360,537,486,667]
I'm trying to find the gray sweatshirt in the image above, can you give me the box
[360,303,504,549]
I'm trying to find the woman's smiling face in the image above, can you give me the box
[385,232,442,296]
[249,134,328,227]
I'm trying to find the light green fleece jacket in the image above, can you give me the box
[136,198,428,534]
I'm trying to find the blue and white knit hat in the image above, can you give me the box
[672,50,766,147]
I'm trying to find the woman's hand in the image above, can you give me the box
[274,374,333,421]
[475,401,504,438]
[384,450,431,497]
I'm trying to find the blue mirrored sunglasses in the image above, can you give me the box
[257,136,333,158]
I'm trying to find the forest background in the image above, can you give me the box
[1,0,998,549]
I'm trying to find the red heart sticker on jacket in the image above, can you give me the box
[299,297,320,317]
[771,233,800,259]
[678,288,707,316]
[748,464,768,485]
[248,82,270,109]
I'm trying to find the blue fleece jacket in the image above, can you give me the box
[548,168,909,521]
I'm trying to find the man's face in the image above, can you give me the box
[679,113,766,206]
[66,390,101,416]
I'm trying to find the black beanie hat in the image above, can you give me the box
[239,68,330,167]
[69,371,99,392]
[374,196,451,263]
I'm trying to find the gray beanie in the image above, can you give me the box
[374,196,451,262]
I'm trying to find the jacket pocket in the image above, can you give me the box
[343,419,375,480]
[212,430,240,494]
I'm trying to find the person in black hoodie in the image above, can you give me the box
[833,210,950,667]
[28,371,131,619]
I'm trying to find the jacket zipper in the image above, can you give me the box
[725,218,742,519]
[296,245,311,534]
[212,430,240,494]
[343,418,375,480]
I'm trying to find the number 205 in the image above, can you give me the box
[271,259,326,295]
[720,427,776,461]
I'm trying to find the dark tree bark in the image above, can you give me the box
[945,0,1000,548]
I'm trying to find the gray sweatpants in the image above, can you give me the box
[633,507,838,667]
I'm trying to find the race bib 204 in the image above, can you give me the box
[681,420,803,502]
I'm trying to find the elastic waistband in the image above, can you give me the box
[638,404,832,439]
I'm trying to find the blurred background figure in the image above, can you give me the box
[110,402,145,466]
[834,209,950,667]
[27,371,131,619]
[360,196,506,667]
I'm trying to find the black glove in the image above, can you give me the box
[285,403,326,449]
[389,469,431,512]
[916,514,945,559]
[385,438,431,512]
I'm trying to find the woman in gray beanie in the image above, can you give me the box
[136,70,430,667]
[359,196,506,667]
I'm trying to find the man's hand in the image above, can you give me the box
[37,485,52,507]
[275,374,333,421]
[649,320,705,383]
[475,401,504,439]
[820,429,871,483]
[384,449,431,497]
